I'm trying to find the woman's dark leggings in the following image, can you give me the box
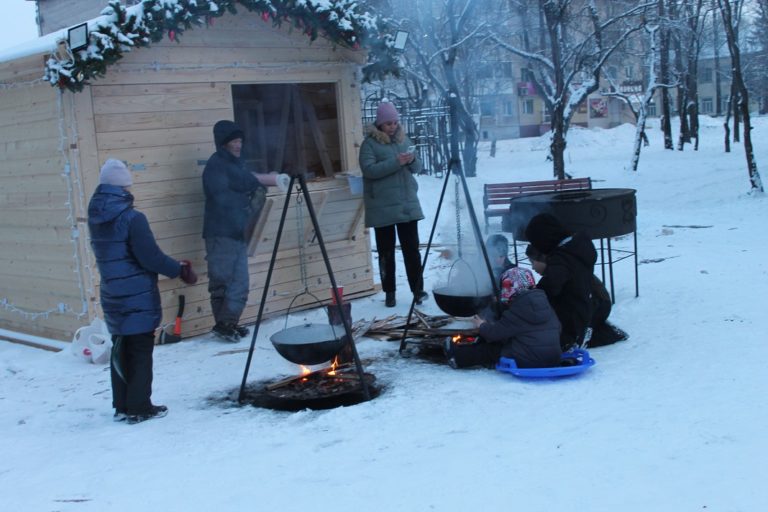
[374,221,423,294]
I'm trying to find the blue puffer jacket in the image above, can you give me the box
[202,121,264,241]
[88,185,180,335]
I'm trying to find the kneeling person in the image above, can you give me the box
[445,267,562,369]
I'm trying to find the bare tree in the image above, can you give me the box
[389,0,495,177]
[669,0,707,151]
[603,24,675,171]
[717,0,763,192]
[659,0,675,149]
[491,0,652,179]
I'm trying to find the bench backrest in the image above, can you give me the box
[484,177,592,207]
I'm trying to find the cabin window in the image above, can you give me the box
[231,83,341,178]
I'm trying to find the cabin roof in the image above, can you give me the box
[0,0,395,91]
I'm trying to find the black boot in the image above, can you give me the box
[385,292,396,307]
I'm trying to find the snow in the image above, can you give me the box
[2,116,767,511]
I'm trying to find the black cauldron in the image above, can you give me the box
[502,188,637,240]
[270,324,348,365]
[432,287,494,317]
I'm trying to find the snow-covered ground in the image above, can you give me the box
[2,117,767,511]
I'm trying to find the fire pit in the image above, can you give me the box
[239,361,379,411]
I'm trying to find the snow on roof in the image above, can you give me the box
[0,0,395,92]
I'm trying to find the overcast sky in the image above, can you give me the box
[0,1,39,52]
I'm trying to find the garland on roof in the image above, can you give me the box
[44,0,400,92]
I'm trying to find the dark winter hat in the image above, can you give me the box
[524,213,571,254]
[485,234,510,259]
[213,120,244,148]
[375,101,399,126]
[500,267,536,302]
[525,243,545,263]
[99,159,132,187]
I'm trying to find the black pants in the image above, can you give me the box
[450,340,502,369]
[111,332,155,415]
[374,221,423,294]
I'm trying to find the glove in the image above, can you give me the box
[276,173,291,193]
[179,260,198,285]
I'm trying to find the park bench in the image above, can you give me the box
[483,177,592,233]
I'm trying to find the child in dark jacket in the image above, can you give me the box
[524,213,597,351]
[444,267,562,369]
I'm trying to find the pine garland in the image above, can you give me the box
[44,0,399,92]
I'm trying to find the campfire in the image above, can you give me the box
[265,357,375,403]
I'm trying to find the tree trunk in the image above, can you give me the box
[549,103,565,180]
[719,0,764,192]
[659,0,674,149]
[712,0,723,116]
[723,95,731,152]
[630,112,649,172]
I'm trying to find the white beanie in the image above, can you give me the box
[99,159,132,187]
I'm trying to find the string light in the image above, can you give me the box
[0,88,90,322]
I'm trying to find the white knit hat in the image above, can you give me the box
[99,159,132,187]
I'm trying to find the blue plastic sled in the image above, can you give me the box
[496,348,595,378]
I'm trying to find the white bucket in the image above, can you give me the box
[347,175,363,196]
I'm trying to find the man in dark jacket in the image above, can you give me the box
[88,159,197,424]
[445,267,561,369]
[202,120,289,342]
[524,213,597,350]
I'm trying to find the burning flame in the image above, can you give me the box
[298,365,311,381]
[327,356,340,376]
[451,334,476,345]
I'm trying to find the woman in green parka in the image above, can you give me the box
[359,102,427,308]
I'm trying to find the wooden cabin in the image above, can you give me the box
[0,0,379,343]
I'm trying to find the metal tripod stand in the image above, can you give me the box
[238,173,370,401]
[398,95,501,353]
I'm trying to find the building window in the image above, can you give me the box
[700,97,713,114]
[521,68,535,82]
[504,101,515,115]
[647,101,657,117]
[624,66,634,79]
[605,66,618,80]
[700,67,713,83]
[480,100,494,116]
[522,99,534,114]
[478,63,493,79]
[543,106,552,123]
[499,62,513,78]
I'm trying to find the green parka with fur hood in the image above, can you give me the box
[358,123,423,228]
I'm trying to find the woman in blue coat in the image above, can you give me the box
[359,102,427,308]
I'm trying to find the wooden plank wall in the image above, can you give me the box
[81,14,373,339]
[0,79,89,340]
